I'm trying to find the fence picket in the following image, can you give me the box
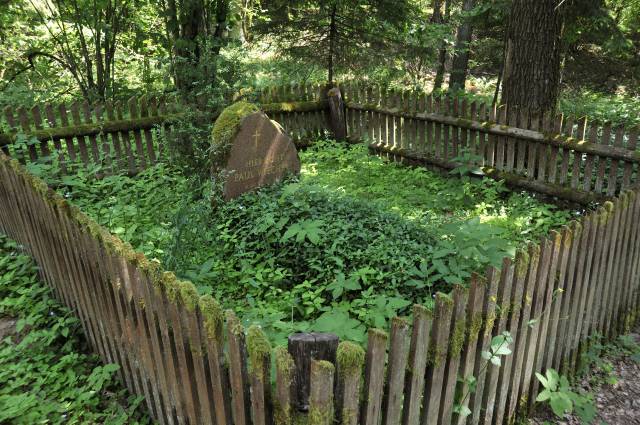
[481,259,514,425]
[505,243,541,421]
[492,250,530,425]
[362,328,387,425]
[439,286,469,425]
[226,311,252,425]
[382,318,410,425]
[248,326,272,425]
[469,268,500,425]
[309,360,335,425]
[275,347,294,425]
[402,305,432,425]
[128,97,148,170]
[30,105,51,159]
[337,341,365,425]
[454,276,485,425]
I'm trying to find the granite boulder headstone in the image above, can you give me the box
[211,103,301,200]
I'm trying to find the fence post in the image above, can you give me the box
[327,87,347,141]
[288,332,339,412]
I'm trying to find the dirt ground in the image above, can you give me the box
[528,329,640,425]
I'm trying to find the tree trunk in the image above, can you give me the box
[327,4,337,84]
[448,0,475,91]
[432,0,451,91]
[500,0,565,115]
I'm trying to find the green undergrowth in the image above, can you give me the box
[0,234,150,424]
[45,141,573,346]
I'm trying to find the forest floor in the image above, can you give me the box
[528,325,640,425]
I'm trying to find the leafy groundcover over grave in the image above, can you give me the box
[0,234,150,424]
[42,141,574,346]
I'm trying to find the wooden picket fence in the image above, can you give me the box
[339,83,640,204]
[1,83,640,425]
[0,88,329,176]
[0,96,177,176]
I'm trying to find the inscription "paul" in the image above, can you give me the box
[232,162,289,182]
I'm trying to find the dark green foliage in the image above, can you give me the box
[0,235,150,424]
[254,0,415,82]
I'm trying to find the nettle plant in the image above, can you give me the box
[454,331,514,418]
[535,369,596,424]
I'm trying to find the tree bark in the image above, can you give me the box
[327,4,337,84]
[500,0,566,114]
[448,0,475,91]
[432,0,451,91]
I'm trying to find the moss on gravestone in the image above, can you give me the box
[210,101,260,172]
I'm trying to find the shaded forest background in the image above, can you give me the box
[0,0,638,124]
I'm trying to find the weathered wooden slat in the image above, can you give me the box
[572,206,608,371]
[622,128,638,190]
[382,318,410,425]
[361,328,388,425]
[583,123,609,193]
[309,360,335,425]
[16,107,39,161]
[492,250,530,425]
[454,276,485,425]
[139,96,158,165]
[606,194,629,335]
[570,117,587,189]
[505,243,541,422]
[439,286,469,425]
[505,106,517,171]
[43,104,67,172]
[128,97,148,170]
[337,341,365,425]
[69,102,90,165]
[607,126,625,196]
[547,113,562,184]
[30,105,51,158]
[81,101,101,165]
[536,113,551,182]
[527,231,564,410]
[495,106,507,170]
[402,305,432,425]
[274,347,294,425]
[558,115,573,185]
[566,212,599,374]
[469,268,500,425]
[248,325,272,425]
[600,198,624,338]
[422,293,455,425]
[481,259,514,425]
[543,225,574,372]
[226,311,252,425]
[116,101,137,175]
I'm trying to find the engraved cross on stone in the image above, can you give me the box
[253,129,261,150]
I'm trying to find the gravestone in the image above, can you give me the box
[212,105,301,200]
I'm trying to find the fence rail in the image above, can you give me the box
[1,83,640,425]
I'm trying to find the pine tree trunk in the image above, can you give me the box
[448,0,475,91]
[327,4,337,84]
[432,0,451,90]
[500,0,565,114]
